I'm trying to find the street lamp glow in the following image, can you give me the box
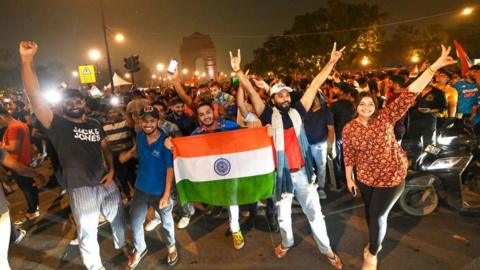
[114,33,125,43]
[361,56,370,66]
[462,7,473,16]
[125,73,131,78]
[71,71,79,77]
[194,71,200,76]
[88,49,101,61]
[182,68,188,75]
[156,63,164,71]
[201,72,206,78]
[411,55,420,63]
[151,74,157,79]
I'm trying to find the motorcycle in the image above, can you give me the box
[399,119,480,216]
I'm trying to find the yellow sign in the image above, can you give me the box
[78,65,96,84]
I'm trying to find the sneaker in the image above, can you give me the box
[127,248,148,270]
[177,216,191,229]
[232,231,245,250]
[69,238,79,245]
[318,189,327,200]
[14,229,26,244]
[144,219,161,232]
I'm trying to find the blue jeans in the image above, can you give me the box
[277,168,332,254]
[130,190,175,252]
[310,141,328,189]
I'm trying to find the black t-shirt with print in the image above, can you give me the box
[46,115,107,190]
[259,101,307,128]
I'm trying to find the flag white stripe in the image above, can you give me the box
[174,146,274,183]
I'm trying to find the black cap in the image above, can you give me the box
[140,105,160,119]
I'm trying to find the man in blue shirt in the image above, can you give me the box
[120,106,177,268]
[453,65,479,121]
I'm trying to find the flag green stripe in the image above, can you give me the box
[176,172,274,206]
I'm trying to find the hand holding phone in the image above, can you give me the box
[167,59,178,75]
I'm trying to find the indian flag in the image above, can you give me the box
[172,127,275,206]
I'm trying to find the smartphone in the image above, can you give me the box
[167,59,178,75]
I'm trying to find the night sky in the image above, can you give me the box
[0,0,474,76]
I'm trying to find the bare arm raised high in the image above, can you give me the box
[300,43,345,111]
[19,42,53,129]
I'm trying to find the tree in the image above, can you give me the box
[246,0,386,74]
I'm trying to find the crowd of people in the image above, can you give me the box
[0,40,477,270]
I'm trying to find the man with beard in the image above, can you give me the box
[231,44,344,269]
[19,41,126,270]
[120,106,178,268]
[166,97,197,136]
[165,76,245,250]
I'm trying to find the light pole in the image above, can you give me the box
[100,0,115,91]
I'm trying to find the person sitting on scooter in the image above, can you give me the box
[342,45,457,270]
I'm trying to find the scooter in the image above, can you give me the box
[399,119,480,216]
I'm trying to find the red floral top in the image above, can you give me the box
[342,92,418,187]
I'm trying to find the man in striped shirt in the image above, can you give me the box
[103,105,135,201]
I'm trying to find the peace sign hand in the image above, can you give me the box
[431,45,457,71]
[328,42,346,64]
[229,49,242,72]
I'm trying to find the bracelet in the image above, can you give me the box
[426,66,436,75]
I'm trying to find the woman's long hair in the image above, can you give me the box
[353,91,379,120]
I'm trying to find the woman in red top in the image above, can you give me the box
[342,45,456,270]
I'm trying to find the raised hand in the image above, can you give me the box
[431,45,457,71]
[252,78,269,91]
[229,49,241,72]
[19,41,38,61]
[328,42,346,64]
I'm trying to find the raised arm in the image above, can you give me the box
[171,69,194,109]
[300,43,345,111]
[236,85,250,118]
[230,49,265,116]
[19,42,53,129]
[407,45,456,94]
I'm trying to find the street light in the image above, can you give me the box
[88,49,101,61]
[194,70,200,76]
[361,56,370,66]
[182,68,188,75]
[151,74,157,79]
[125,73,131,78]
[156,63,165,72]
[114,33,125,43]
[202,72,206,78]
[462,7,473,16]
[72,71,79,77]
[411,54,420,63]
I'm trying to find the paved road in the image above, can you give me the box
[7,186,480,270]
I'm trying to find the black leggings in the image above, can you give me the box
[357,181,405,255]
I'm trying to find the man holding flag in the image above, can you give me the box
[230,44,344,269]
[168,69,248,251]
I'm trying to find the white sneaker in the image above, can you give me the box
[69,238,79,245]
[177,216,191,229]
[144,219,161,231]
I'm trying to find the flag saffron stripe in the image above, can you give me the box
[172,127,272,158]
